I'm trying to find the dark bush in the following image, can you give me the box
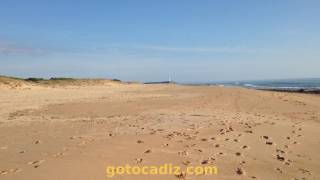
[50,77,74,81]
[25,77,45,82]
[112,79,121,82]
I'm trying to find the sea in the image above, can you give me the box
[218,78,320,92]
[187,78,320,93]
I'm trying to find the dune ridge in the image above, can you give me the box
[0,75,126,89]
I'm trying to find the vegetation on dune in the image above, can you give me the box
[26,77,75,82]
[112,79,121,82]
[25,77,45,82]
[49,77,75,81]
[0,75,125,88]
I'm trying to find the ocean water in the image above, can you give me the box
[215,78,320,91]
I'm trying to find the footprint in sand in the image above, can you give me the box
[242,145,248,149]
[201,160,209,164]
[286,136,291,140]
[236,167,245,175]
[0,170,8,175]
[196,149,203,153]
[266,141,273,145]
[178,151,188,156]
[52,152,65,157]
[284,159,292,166]
[1,168,22,175]
[137,140,144,144]
[135,158,143,164]
[276,154,285,161]
[175,172,187,179]
[162,143,169,147]
[182,160,191,166]
[298,168,312,175]
[144,149,152,154]
[276,149,285,154]
[276,167,283,174]
[200,138,208,141]
[27,160,45,168]
[244,130,253,134]
[9,168,22,174]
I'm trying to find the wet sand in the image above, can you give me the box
[0,81,320,180]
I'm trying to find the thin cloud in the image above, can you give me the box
[0,42,47,55]
[0,40,270,56]
[111,44,270,53]
[0,46,34,55]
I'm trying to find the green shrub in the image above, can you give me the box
[25,77,45,82]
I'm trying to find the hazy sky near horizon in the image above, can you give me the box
[0,0,319,82]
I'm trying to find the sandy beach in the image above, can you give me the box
[0,78,320,180]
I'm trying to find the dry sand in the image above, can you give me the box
[0,79,320,180]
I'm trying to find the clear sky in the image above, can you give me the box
[0,0,319,82]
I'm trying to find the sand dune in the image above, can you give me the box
[0,81,319,180]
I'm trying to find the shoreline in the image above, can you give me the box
[258,88,320,94]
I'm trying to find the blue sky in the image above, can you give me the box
[0,0,319,82]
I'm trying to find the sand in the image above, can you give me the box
[0,80,320,180]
